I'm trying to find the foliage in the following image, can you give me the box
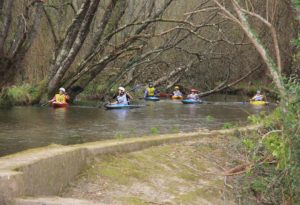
[292,0,300,12]
[150,127,159,135]
[0,88,14,109]
[206,115,215,122]
[222,122,234,129]
[7,84,38,105]
[238,78,300,204]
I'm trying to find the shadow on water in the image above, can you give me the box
[0,95,275,156]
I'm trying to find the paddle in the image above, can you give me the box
[41,101,50,107]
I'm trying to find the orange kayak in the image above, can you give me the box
[171,96,183,100]
[52,102,68,108]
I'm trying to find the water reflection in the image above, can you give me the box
[186,104,200,116]
[109,109,129,122]
[52,107,67,121]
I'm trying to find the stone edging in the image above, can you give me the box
[0,125,259,205]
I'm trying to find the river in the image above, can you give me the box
[0,95,273,156]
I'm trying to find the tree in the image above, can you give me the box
[33,0,176,102]
[0,0,44,89]
[210,0,287,98]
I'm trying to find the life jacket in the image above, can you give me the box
[117,94,129,105]
[173,90,182,97]
[187,93,199,100]
[55,94,67,103]
[147,87,156,96]
[254,94,263,101]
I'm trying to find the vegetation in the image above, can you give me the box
[0,0,299,104]
[0,0,300,204]
[222,122,234,129]
[232,79,300,204]
[150,127,159,135]
[7,84,39,105]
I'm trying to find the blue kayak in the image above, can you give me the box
[144,96,160,101]
[181,99,203,104]
[104,104,145,109]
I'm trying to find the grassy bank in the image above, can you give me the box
[229,78,300,205]
[0,84,39,107]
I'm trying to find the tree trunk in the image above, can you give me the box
[46,0,101,98]
[214,0,287,99]
[0,0,43,89]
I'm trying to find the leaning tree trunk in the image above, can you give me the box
[214,0,287,99]
[45,0,101,98]
[64,0,174,101]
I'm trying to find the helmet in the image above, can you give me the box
[118,87,125,92]
[59,87,65,93]
[175,86,179,89]
[190,89,198,92]
[257,90,261,94]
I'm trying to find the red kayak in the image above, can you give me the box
[51,102,68,108]
[159,92,169,98]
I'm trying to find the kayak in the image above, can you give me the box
[181,99,203,104]
[104,104,144,109]
[171,95,183,100]
[144,96,160,101]
[250,101,267,105]
[159,93,169,98]
[52,102,68,108]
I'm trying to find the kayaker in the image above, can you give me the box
[187,89,200,100]
[49,87,69,104]
[144,82,158,98]
[251,90,266,101]
[172,86,183,97]
[112,87,133,105]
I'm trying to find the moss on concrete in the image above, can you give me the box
[62,136,238,204]
[120,196,148,205]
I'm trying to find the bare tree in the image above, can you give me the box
[0,0,44,89]
[209,0,287,98]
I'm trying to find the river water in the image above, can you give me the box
[0,96,273,156]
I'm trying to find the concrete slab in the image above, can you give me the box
[15,197,99,205]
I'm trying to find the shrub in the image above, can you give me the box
[7,84,38,105]
[238,78,300,204]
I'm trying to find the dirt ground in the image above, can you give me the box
[61,134,240,205]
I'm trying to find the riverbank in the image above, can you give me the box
[0,125,258,205]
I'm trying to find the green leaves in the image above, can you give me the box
[263,133,287,169]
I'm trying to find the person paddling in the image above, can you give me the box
[111,87,133,105]
[49,88,69,104]
[187,89,200,100]
[172,86,183,97]
[250,90,266,101]
[144,82,158,98]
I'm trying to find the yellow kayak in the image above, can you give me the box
[172,96,183,100]
[250,101,267,105]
